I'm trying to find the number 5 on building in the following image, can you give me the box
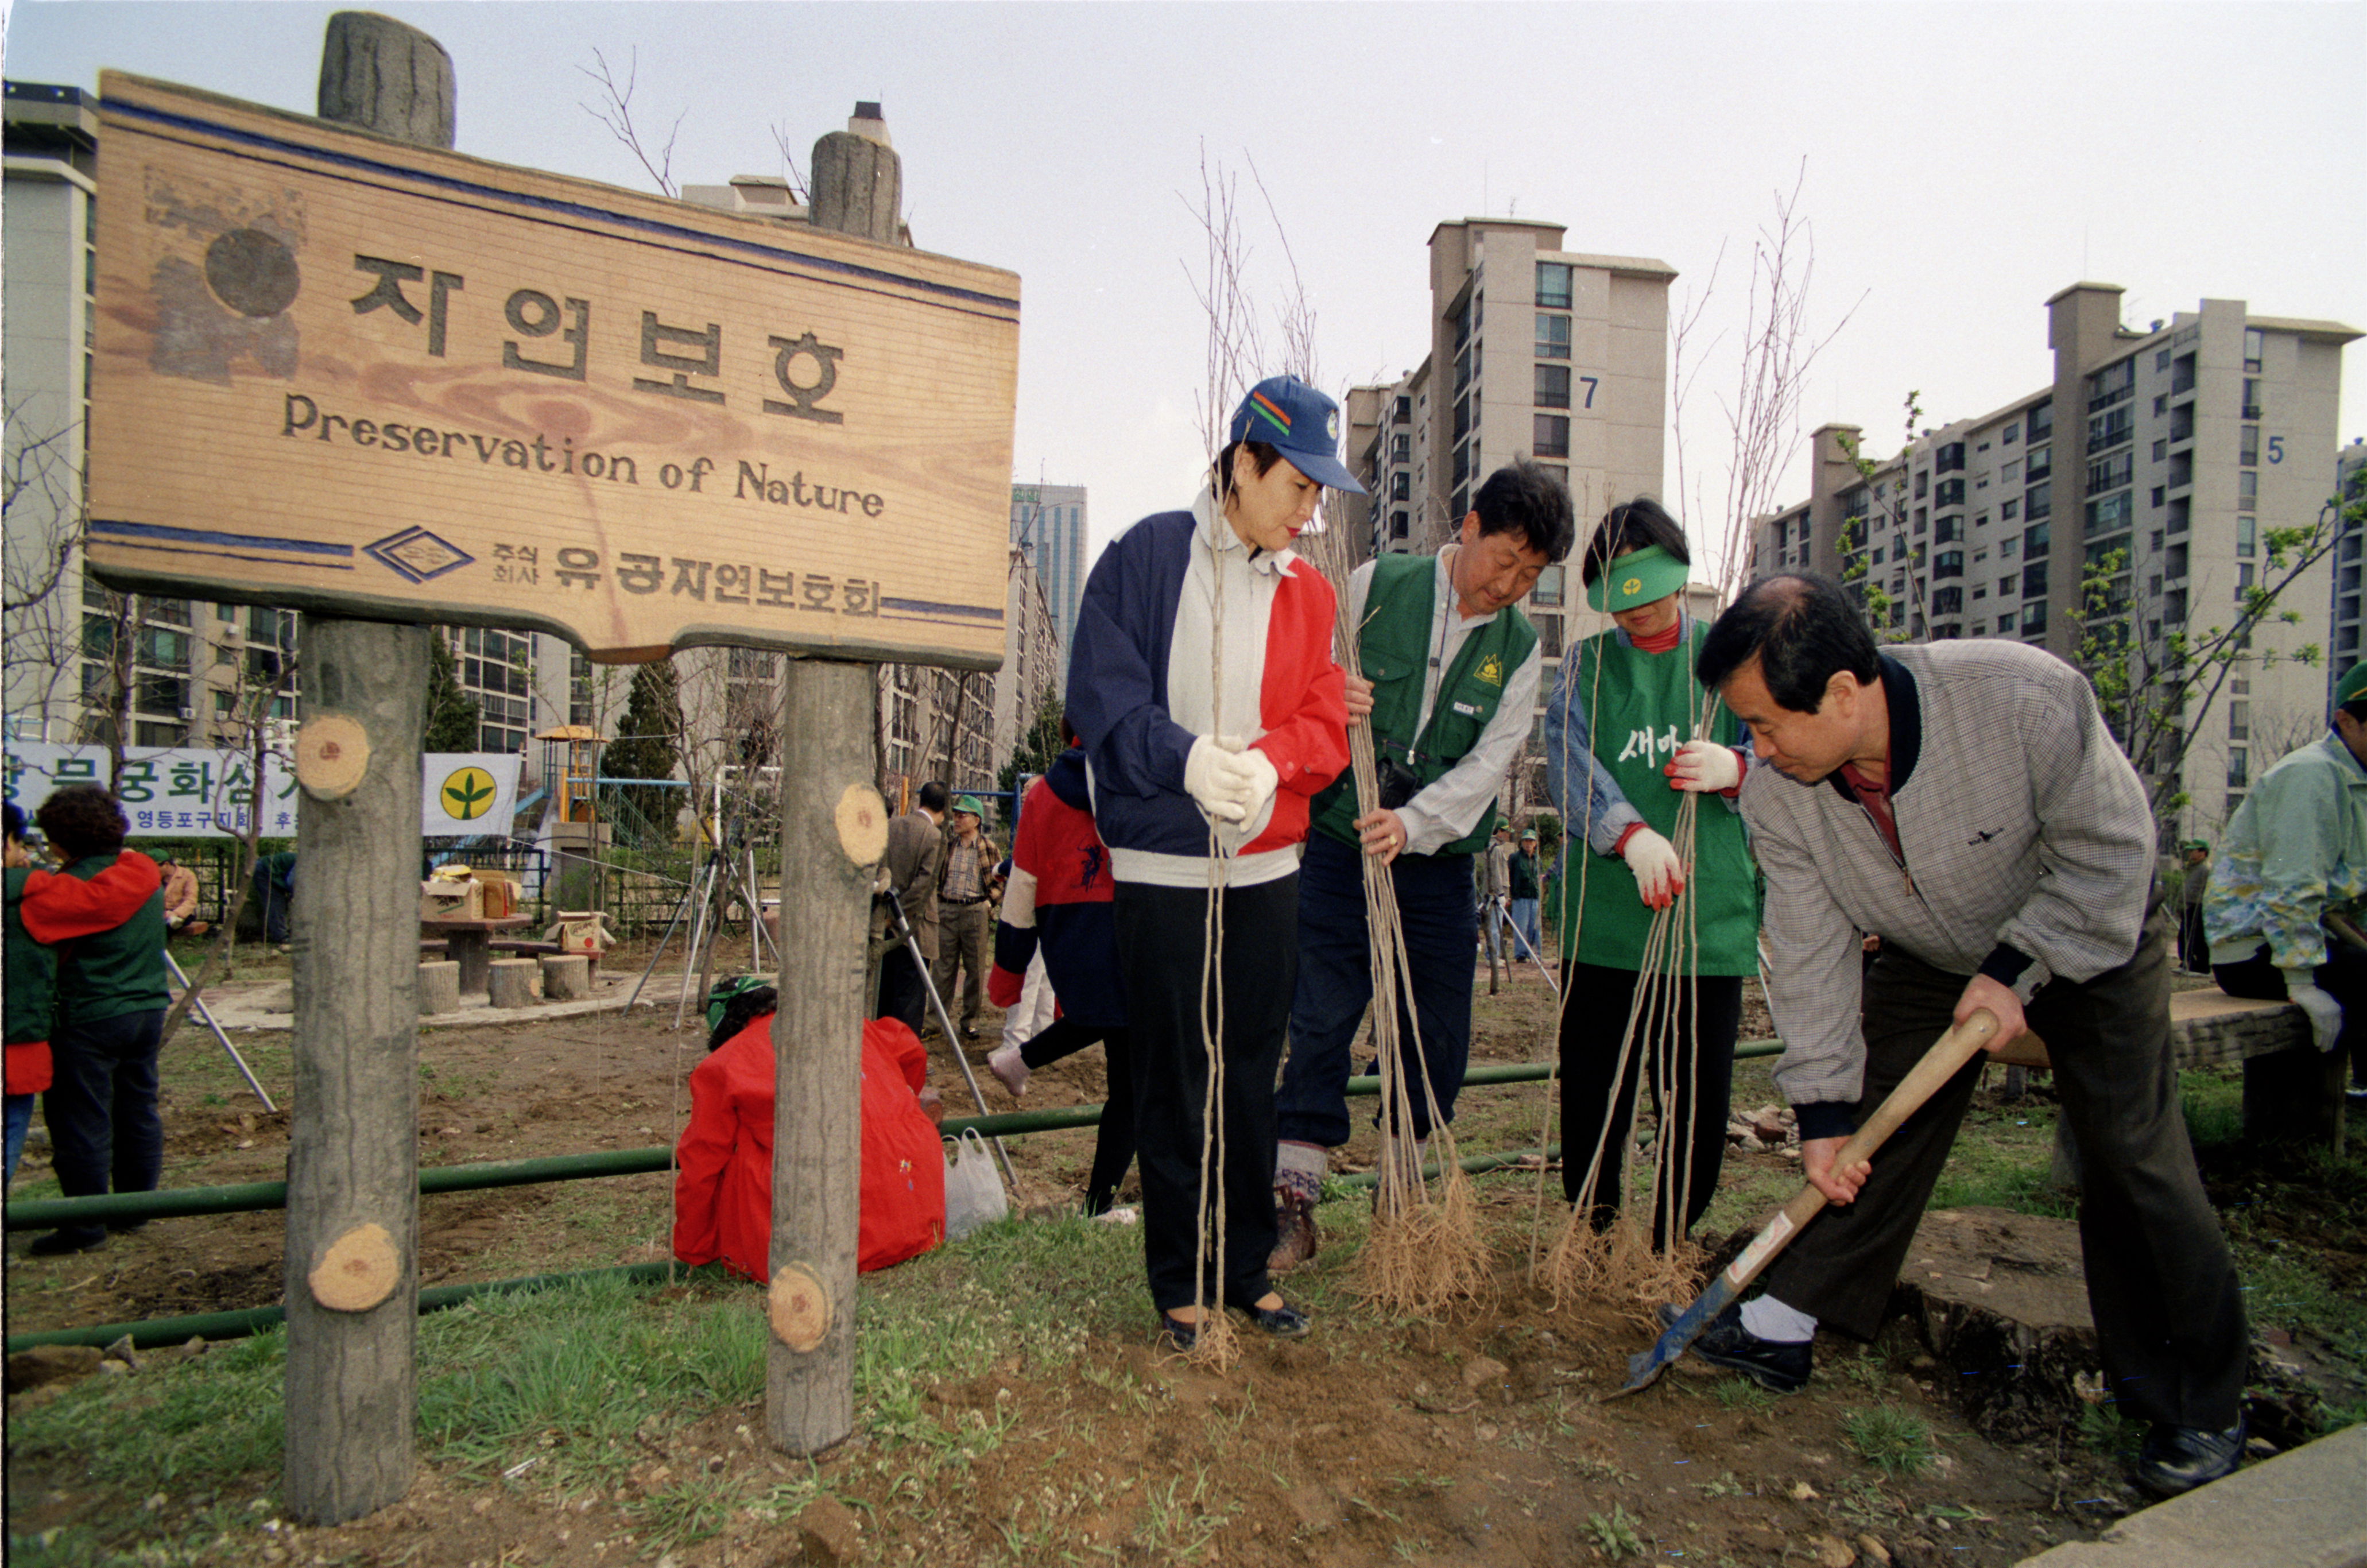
[2266,435,2284,464]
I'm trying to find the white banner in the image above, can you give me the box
[3,745,523,841]
[423,754,522,839]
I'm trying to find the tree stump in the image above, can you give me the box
[416,961,460,1016]
[486,959,539,1009]
[1886,1206,2097,1441]
[539,954,591,1001]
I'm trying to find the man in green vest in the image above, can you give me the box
[1270,461,1574,1270]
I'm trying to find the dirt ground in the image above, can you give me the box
[2,942,2345,1566]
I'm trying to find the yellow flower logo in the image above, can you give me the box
[439,765,498,822]
[1622,575,1644,597]
[1477,653,1506,686]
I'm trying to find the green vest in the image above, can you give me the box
[1312,551,1539,858]
[1556,625,1760,975]
[51,854,170,1028]
[5,866,56,1047]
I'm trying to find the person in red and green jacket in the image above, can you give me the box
[5,802,56,1190]
[22,785,169,1256]
[1541,498,1760,1250]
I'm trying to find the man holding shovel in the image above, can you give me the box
[1686,575,2248,1499]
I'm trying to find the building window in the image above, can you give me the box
[1390,433,1411,463]
[1390,510,1409,540]
[1391,473,1410,501]
[1934,514,1962,545]
[2023,601,2047,636]
[2087,451,2133,493]
[2227,748,2248,788]
[2001,537,2019,559]
[1934,550,1964,580]
[1935,442,1966,473]
[2085,491,2133,539]
[2024,563,2050,597]
[2167,543,2188,579]
[2025,482,2051,521]
[1535,261,1572,309]
[2244,327,2264,373]
[1532,415,1569,459]
[2027,398,2053,442]
[1535,313,1570,359]
[2238,470,2258,508]
[2237,515,2256,557]
[1392,396,1411,424]
[2241,379,2263,419]
[2002,498,2020,521]
[1935,477,1966,507]
[2169,402,2195,442]
[2168,495,2191,535]
[2087,405,2133,452]
[2026,444,2052,482]
[2002,420,2019,444]
[1998,611,2017,632]
[2236,562,2254,598]
[1998,575,2016,596]
[1915,471,1930,500]
[2171,354,2196,394]
[1535,365,1571,409]
[1533,564,1564,607]
[2228,700,2250,741]
[2087,357,2136,411]
[2240,424,2259,466]
[1932,586,1963,615]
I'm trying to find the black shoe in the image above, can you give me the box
[1229,1296,1312,1339]
[1159,1311,1199,1351]
[1657,1300,1811,1393]
[2133,1417,2245,1498]
[26,1227,107,1257]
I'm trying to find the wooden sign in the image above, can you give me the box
[86,73,1020,668]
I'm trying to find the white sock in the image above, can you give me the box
[1740,1295,1818,1344]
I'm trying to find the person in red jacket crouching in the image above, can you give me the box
[672,992,946,1279]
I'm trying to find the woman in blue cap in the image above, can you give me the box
[1541,498,1758,1249]
[1065,374,1355,1348]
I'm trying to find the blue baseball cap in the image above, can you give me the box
[1229,376,1365,495]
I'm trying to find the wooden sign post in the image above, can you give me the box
[84,11,1018,1512]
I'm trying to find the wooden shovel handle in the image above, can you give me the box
[1725,1008,2001,1292]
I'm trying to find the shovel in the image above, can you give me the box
[1608,1006,2002,1399]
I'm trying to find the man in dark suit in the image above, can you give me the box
[873,781,946,1035]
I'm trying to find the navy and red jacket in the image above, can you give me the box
[987,748,1125,1028]
[1066,500,1348,886]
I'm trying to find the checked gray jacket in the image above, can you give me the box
[1740,640,2155,1127]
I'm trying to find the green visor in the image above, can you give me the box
[1586,544,1692,614]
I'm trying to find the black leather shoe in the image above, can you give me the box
[26,1228,107,1257]
[1657,1300,1811,1393]
[1230,1296,1312,1339]
[1159,1312,1199,1351]
[2133,1416,2245,1497]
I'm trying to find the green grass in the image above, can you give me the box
[1842,1406,1936,1479]
[2077,1401,2147,1459]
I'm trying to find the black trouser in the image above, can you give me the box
[1116,876,1296,1314]
[876,945,928,1037]
[1022,1017,1138,1215]
[2179,904,2212,973]
[1762,911,2248,1430]
[42,1009,166,1245]
[2215,940,2367,1089]
[1557,965,1741,1247]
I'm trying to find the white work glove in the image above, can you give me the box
[1184,735,1256,822]
[1621,827,1686,911]
[1665,739,1744,793]
[1232,747,1280,825]
[2281,972,2344,1053]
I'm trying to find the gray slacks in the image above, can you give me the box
[1761,905,2248,1430]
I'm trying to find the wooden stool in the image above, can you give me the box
[417,960,460,1016]
[540,954,591,1001]
[487,958,539,1009]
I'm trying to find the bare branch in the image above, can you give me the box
[577,47,681,198]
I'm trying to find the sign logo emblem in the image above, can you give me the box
[1622,575,1643,598]
[1327,411,1340,442]
[1477,652,1506,687]
[439,765,498,822]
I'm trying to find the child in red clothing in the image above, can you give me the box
[672,1013,946,1279]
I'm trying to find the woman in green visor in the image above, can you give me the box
[1539,498,1760,1249]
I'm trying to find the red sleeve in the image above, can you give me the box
[671,1048,738,1267]
[22,851,163,943]
[1250,566,1350,797]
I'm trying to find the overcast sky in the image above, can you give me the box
[8,1,2362,586]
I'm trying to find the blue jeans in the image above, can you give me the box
[1508,897,1543,962]
[4,1093,32,1189]
[1277,833,1477,1147]
[42,1009,165,1244]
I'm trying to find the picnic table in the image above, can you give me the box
[419,915,532,994]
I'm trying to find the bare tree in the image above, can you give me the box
[577,47,682,198]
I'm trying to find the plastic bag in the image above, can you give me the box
[942,1129,1008,1240]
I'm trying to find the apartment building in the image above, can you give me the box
[1751,284,2359,839]
[2330,440,2367,711]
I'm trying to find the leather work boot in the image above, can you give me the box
[1268,1187,1319,1273]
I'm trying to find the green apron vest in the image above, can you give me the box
[51,855,169,1028]
[1312,551,1539,857]
[1558,625,1760,974]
